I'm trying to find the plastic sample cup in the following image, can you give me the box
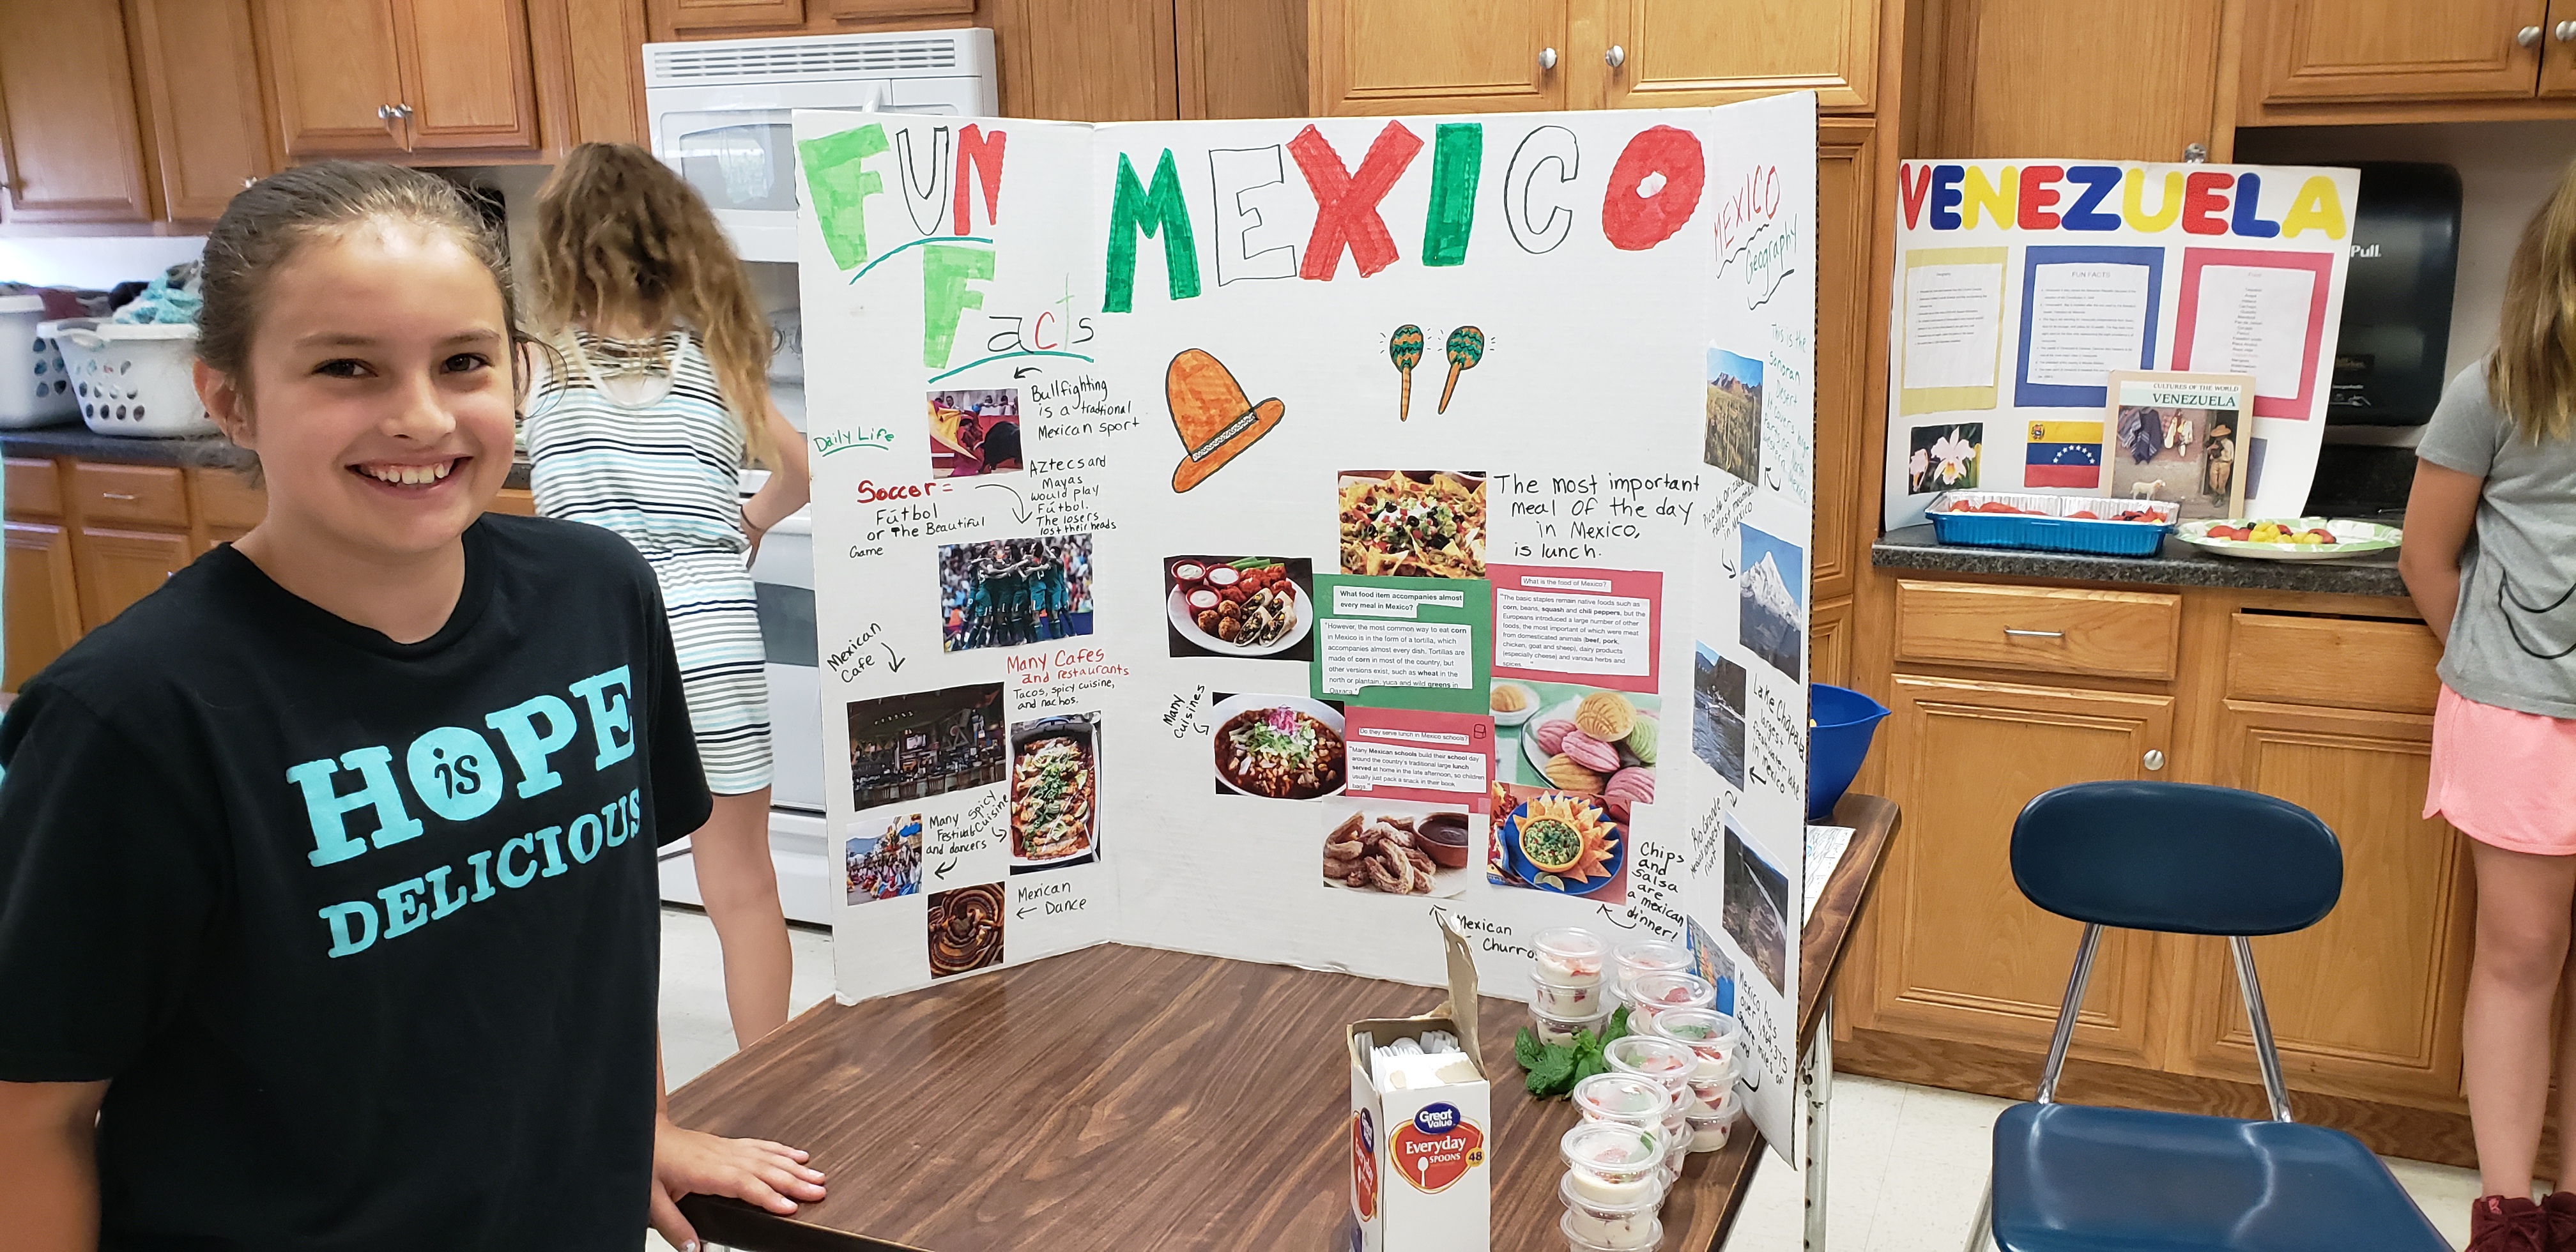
[1600,1035,1696,1091]
[1625,972,1715,1032]
[1531,977,1612,1018]
[1531,1005,1614,1048]
[1684,1085,1744,1153]
[1648,1007,1743,1087]
[1560,1168,1663,1221]
[1613,939,1691,1001]
[1561,1205,1666,1251]
[1533,926,1611,988]
[1560,1120,1669,1205]
[1572,1073,1677,1127]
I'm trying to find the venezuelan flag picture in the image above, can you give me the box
[2023,420,2103,489]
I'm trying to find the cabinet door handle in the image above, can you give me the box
[392,103,413,120]
[2002,628,2064,639]
[1604,45,1626,68]
[2520,24,2544,47]
[378,103,397,121]
[2557,19,2575,40]
[241,176,256,190]
[100,492,137,501]
[1538,47,1557,70]
[2143,749,2166,772]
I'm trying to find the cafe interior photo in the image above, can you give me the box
[4,2,2576,1251]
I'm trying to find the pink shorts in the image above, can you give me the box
[2427,684,2576,856]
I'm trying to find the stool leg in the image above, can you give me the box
[1962,1177,1993,1252]
[1804,996,1833,1252]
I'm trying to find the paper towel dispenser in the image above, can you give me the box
[2328,162,2462,427]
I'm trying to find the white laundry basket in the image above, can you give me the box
[0,296,79,429]
[41,318,215,438]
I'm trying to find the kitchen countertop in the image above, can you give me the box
[2,424,533,489]
[1873,523,2409,598]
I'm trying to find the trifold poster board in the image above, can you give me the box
[1880,160,2359,530]
[791,96,1816,1155]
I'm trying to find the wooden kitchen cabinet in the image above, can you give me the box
[1868,673,2176,1064]
[1312,0,1881,115]
[2542,0,2576,97]
[130,0,278,222]
[528,0,654,148]
[4,521,80,692]
[1811,119,1874,607]
[1894,581,2184,683]
[192,466,266,549]
[260,0,410,155]
[65,462,192,630]
[831,0,973,16]
[1602,0,1878,111]
[1843,580,2506,1166]
[0,0,155,224]
[73,525,194,630]
[1312,0,1567,114]
[990,0,1180,122]
[1811,597,1852,689]
[260,0,538,158]
[395,0,542,150]
[1912,0,2228,161]
[662,0,806,30]
[2244,0,2549,106]
[3,455,541,689]
[1177,0,1309,120]
[2186,697,2472,1108]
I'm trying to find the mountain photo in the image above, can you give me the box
[1739,524,1804,678]
[1705,347,1763,484]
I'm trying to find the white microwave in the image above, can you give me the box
[643,30,999,263]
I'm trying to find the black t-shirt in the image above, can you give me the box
[0,514,712,1249]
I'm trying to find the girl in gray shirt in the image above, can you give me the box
[2401,156,2576,1251]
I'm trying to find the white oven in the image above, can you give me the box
[643,29,999,263]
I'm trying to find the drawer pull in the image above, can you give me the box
[100,492,137,501]
[2003,628,2065,639]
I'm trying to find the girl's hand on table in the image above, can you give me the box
[648,1115,826,1251]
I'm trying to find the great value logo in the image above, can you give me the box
[1351,1111,1379,1220]
[1392,1102,1486,1194]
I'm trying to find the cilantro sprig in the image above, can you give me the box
[1514,1005,1632,1099]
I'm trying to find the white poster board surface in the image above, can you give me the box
[1880,161,2358,529]
[793,98,1816,1156]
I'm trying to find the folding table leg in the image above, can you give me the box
[1803,995,1832,1252]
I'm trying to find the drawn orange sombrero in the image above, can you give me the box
[1167,348,1284,492]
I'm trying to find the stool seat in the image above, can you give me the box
[1990,1103,2450,1252]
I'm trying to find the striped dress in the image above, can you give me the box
[525,328,772,795]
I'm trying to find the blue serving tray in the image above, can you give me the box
[1927,492,2174,558]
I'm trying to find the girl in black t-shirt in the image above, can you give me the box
[0,163,822,1251]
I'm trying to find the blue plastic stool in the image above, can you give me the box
[1970,781,2448,1252]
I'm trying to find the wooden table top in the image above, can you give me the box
[670,795,1899,1252]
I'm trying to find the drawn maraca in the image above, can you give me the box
[1439,326,1484,415]
[1390,324,1424,420]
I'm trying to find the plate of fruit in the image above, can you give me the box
[2176,517,2402,560]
